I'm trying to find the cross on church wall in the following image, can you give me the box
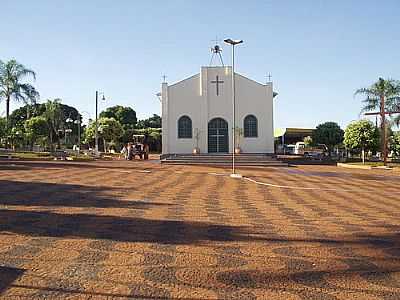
[211,75,224,96]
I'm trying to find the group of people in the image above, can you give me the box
[120,142,149,160]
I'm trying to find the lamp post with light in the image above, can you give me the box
[224,38,243,178]
[66,116,81,155]
[74,119,81,155]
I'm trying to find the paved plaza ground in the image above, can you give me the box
[0,159,399,299]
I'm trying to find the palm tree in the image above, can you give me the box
[355,78,400,165]
[0,59,39,125]
[43,99,65,150]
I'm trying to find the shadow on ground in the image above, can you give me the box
[0,180,174,209]
[0,160,161,171]
[0,266,25,295]
[0,209,262,244]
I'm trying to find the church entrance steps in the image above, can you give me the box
[160,154,288,167]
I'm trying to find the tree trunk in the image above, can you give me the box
[49,130,54,151]
[5,97,10,149]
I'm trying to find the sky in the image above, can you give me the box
[1,0,399,129]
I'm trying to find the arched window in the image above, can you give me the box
[244,115,258,138]
[178,115,192,138]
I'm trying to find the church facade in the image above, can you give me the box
[161,66,276,155]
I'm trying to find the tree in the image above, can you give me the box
[8,101,81,149]
[0,59,39,124]
[9,103,46,130]
[312,122,344,154]
[85,117,123,152]
[25,116,48,148]
[99,106,137,130]
[43,99,65,150]
[390,131,400,157]
[355,78,400,164]
[344,120,380,164]
[136,114,161,129]
[0,117,6,142]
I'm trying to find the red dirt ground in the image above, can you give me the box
[0,159,399,299]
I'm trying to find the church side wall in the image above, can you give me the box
[236,76,274,153]
[167,75,202,154]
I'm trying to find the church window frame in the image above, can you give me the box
[243,115,258,138]
[178,115,192,139]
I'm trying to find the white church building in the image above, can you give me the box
[161,60,276,156]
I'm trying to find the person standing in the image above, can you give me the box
[120,144,128,160]
[127,143,134,160]
[143,133,150,160]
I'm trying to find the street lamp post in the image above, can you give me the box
[224,38,243,178]
[74,119,81,156]
[66,118,73,150]
[64,128,72,147]
[95,91,106,157]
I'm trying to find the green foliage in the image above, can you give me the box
[100,106,137,130]
[355,78,400,114]
[355,78,400,131]
[9,103,46,130]
[8,100,82,149]
[136,114,161,129]
[85,117,124,148]
[25,116,48,145]
[390,131,400,157]
[0,59,39,121]
[43,99,65,149]
[133,128,162,152]
[344,120,380,153]
[312,122,344,152]
[0,117,6,138]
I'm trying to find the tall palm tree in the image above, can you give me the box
[355,78,400,164]
[0,59,39,125]
[43,99,65,150]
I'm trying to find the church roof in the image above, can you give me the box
[166,67,278,98]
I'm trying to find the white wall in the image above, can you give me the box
[236,74,274,153]
[162,66,274,155]
[165,74,202,154]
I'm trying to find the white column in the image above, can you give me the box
[201,67,208,153]
[161,82,169,155]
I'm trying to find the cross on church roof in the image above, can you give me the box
[266,73,272,83]
[211,36,222,45]
[162,74,167,83]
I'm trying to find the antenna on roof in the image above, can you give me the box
[209,36,224,66]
